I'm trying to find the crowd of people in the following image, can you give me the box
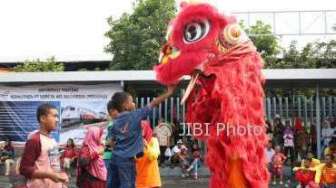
[153,118,203,179]
[266,114,336,187]
[1,86,335,188]
[1,96,204,188]
[16,85,177,188]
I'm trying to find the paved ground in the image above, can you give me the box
[0,166,297,188]
[0,176,210,188]
[0,175,298,188]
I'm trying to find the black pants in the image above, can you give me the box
[284,146,294,162]
[159,146,167,165]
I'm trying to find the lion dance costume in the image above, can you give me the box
[154,1,269,188]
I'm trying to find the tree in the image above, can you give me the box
[313,40,336,68]
[278,40,336,69]
[276,41,317,68]
[105,0,176,70]
[13,57,64,72]
[245,21,281,58]
[241,20,336,69]
[240,21,282,68]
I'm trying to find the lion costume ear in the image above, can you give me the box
[223,24,242,45]
[220,23,249,47]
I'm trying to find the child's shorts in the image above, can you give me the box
[272,166,283,176]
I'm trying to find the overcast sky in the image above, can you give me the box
[0,0,335,62]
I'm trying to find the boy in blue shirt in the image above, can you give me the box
[107,85,176,188]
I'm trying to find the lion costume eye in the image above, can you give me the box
[183,19,210,43]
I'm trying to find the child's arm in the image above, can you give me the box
[20,138,67,183]
[133,85,177,121]
[281,153,287,163]
[31,171,68,183]
[20,138,39,178]
[149,85,177,108]
[282,153,287,160]
[78,146,102,167]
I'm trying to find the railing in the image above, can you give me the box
[136,95,336,127]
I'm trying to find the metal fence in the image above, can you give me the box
[136,96,336,127]
[265,96,336,123]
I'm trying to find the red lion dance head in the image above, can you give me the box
[155,1,269,188]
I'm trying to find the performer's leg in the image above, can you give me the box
[5,159,14,176]
[108,155,121,188]
[118,157,136,188]
[63,158,71,169]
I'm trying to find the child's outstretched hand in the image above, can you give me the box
[150,84,178,108]
[167,84,177,95]
[143,139,148,148]
[50,172,68,183]
[98,146,105,155]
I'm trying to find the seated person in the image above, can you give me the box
[1,139,15,176]
[324,141,336,157]
[60,138,78,174]
[301,152,321,168]
[315,155,336,187]
[171,139,187,165]
[294,159,316,187]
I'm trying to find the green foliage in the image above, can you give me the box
[105,0,176,70]
[106,0,334,70]
[243,21,282,58]
[13,57,64,72]
[240,21,282,68]
[272,40,336,68]
[241,21,336,69]
[313,40,336,68]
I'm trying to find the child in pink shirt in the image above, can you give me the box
[271,145,287,185]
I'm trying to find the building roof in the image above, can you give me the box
[0,60,110,71]
[0,70,155,82]
[0,69,335,88]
